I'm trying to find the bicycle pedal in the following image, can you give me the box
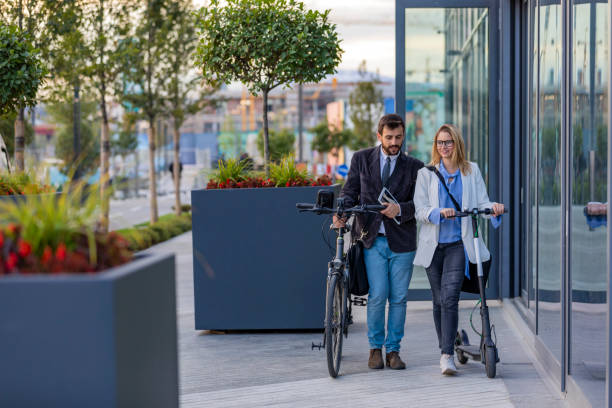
[352,297,367,306]
[311,342,324,350]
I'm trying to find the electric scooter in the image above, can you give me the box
[453,207,507,379]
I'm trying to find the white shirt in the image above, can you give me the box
[378,149,399,235]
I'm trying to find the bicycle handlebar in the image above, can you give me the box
[296,203,385,215]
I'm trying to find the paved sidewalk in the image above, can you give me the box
[146,232,567,408]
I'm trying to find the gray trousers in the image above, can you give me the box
[425,240,465,355]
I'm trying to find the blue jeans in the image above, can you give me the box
[364,236,415,352]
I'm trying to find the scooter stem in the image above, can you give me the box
[471,213,494,347]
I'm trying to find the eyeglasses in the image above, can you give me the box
[436,139,455,147]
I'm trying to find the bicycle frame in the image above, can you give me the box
[322,226,349,347]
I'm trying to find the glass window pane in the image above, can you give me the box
[537,1,562,363]
[570,2,608,406]
[528,0,539,311]
[404,8,489,289]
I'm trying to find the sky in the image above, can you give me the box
[193,0,396,77]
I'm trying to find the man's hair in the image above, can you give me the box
[377,114,405,135]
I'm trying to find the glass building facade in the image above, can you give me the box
[396,1,610,406]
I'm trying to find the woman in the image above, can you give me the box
[413,124,504,375]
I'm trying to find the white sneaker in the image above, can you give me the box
[440,354,457,375]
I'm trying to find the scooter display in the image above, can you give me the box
[453,207,507,379]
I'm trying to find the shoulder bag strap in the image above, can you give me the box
[426,165,461,212]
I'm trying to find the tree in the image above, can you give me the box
[0,22,46,171]
[75,0,136,231]
[0,23,45,115]
[194,0,342,176]
[256,129,295,162]
[44,0,88,177]
[348,60,383,151]
[162,0,217,216]
[121,0,176,224]
[1,1,49,171]
[310,120,352,155]
[47,94,101,175]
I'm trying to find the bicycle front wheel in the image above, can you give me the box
[325,273,344,378]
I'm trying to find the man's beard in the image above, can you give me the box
[382,145,401,155]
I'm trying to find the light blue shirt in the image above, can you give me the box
[427,161,501,278]
[428,161,463,243]
[379,149,399,235]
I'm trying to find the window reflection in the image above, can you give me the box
[404,8,489,289]
[537,1,562,362]
[570,2,608,406]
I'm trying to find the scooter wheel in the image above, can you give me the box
[457,350,468,364]
[485,346,497,378]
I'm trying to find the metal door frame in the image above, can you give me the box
[396,0,504,301]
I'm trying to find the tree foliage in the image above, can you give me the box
[163,0,216,128]
[46,94,100,175]
[194,0,342,172]
[310,120,353,154]
[112,112,138,159]
[348,61,383,150]
[0,22,46,115]
[256,129,295,162]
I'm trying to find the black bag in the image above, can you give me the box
[426,166,491,294]
[347,240,369,296]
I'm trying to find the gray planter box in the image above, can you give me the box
[192,185,340,330]
[0,253,178,408]
[0,191,62,203]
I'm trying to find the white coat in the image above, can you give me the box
[413,161,495,268]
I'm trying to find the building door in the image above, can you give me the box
[396,0,500,300]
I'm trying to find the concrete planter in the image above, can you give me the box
[191,185,341,330]
[0,253,178,408]
[0,191,62,202]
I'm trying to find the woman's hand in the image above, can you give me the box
[440,208,456,218]
[491,202,505,216]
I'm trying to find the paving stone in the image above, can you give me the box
[146,232,567,408]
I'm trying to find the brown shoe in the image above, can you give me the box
[386,351,406,369]
[368,348,384,369]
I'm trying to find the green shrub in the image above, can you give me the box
[117,211,193,252]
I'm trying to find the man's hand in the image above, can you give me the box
[440,208,456,218]
[332,215,347,228]
[381,202,400,219]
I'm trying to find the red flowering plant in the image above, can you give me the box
[0,172,55,195]
[0,181,132,275]
[206,156,334,189]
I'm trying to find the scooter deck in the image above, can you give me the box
[456,344,481,361]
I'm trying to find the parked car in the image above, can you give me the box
[0,132,12,173]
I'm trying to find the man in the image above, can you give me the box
[334,114,423,370]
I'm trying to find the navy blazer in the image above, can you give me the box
[340,145,424,253]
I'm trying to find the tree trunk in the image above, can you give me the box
[298,83,303,162]
[14,108,25,171]
[73,83,81,178]
[173,124,181,216]
[148,119,159,224]
[262,90,270,177]
[99,117,111,233]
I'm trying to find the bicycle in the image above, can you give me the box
[296,196,384,378]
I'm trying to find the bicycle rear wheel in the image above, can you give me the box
[325,273,344,378]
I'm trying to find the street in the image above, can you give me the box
[109,191,191,230]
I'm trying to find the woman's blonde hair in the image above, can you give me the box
[430,124,472,175]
